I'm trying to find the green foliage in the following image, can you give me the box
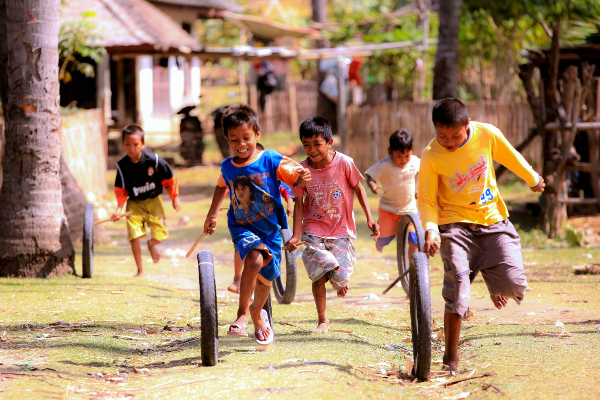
[58,11,106,83]
[319,0,431,98]
[196,19,241,47]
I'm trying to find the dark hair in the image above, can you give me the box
[222,104,261,138]
[299,116,332,142]
[233,176,255,200]
[432,98,469,127]
[256,142,265,151]
[122,124,145,143]
[389,129,413,152]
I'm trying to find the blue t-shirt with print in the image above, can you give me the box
[221,150,289,242]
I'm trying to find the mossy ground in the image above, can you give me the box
[1,136,599,399]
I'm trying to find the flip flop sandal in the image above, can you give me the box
[227,323,248,337]
[254,309,274,347]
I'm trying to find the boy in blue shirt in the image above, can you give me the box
[203,104,310,345]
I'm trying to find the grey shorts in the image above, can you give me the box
[439,219,528,317]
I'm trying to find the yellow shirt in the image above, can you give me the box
[418,121,539,232]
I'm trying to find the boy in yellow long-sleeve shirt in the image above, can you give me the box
[418,98,545,373]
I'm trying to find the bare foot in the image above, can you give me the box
[442,354,459,373]
[134,271,143,277]
[376,245,383,253]
[227,282,240,294]
[314,320,329,333]
[337,285,348,298]
[147,240,160,264]
[490,294,508,309]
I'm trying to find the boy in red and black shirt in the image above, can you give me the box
[111,124,180,276]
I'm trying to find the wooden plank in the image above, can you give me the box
[544,121,600,131]
[556,197,600,204]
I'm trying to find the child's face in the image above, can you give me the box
[301,134,333,166]
[435,120,470,152]
[389,149,412,169]
[227,124,260,161]
[123,133,145,161]
[235,184,252,204]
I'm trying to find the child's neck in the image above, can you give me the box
[129,153,142,163]
[308,150,335,169]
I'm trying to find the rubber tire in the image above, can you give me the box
[82,203,94,279]
[273,228,298,304]
[198,250,218,366]
[396,213,425,296]
[409,252,432,380]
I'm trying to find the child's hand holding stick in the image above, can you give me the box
[99,211,132,225]
[284,238,306,251]
[187,200,227,258]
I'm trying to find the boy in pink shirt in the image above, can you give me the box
[287,117,380,332]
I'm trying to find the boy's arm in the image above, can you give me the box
[286,197,304,251]
[161,177,180,212]
[204,177,229,235]
[276,156,311,187]
[492,129,542,189]
[418,158,441,257]
[365,174,379,194]
[353,182,380,240]
[111,179,129,221]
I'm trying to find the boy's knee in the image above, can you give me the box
[245,249,264,269]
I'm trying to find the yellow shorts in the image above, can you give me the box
[126,197,169,242]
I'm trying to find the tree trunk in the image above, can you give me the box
[432,0,462,100]
[312,0,338,132]
[0,0,74,277]
[0,0,8,116]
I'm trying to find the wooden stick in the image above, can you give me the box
[442,371,497,387]
[219,207,228,211]
[94,211,132,225]
[186,232,207,258]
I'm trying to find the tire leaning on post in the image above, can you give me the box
[82,203,94,278]
[198,250,218,366]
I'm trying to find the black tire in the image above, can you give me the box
[396,213,425,296]
[409,252,432,380]
[198,250,218,366]
[273,228,298,304]
[82,203,94,279]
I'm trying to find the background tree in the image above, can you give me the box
[0,0,74,277]
[432,0,462,99]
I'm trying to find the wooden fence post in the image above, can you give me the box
[289,85,298,132]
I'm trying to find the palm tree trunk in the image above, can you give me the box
[433,0,462,100]
[0,0,74,277]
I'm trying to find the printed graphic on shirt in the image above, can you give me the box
[132,182,156,197]
[229,172,275,226]
[305,179,347,221]
[148,166,154,176]
[447,154,488,194]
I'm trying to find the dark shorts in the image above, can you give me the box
[232,229,282,282]
[439,219,528,317]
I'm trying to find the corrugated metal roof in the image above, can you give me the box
[60,0,201,53]
[147,0,242,13]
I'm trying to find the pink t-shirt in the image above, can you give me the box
[291,152,364,239]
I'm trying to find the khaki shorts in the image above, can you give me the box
[126,197,169,242]
[439,219,527,317]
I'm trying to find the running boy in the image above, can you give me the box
[287,116,380,333]
[111,124,180,277]
[227,143,295,294]
[203,104,310,345]
[419,98,545,372]
[365,129,420,255]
